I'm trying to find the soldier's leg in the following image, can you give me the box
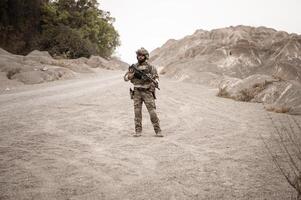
[134,90,143,134]
[143,91,161,134]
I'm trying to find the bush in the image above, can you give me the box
[38,25,97,58]
[217,86,231,98]
[39,0,120,58]
[0,0,120,58]
[0,0,43,55]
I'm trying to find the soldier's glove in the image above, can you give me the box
[125,66,134,80]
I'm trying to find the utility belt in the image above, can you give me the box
[134,87,150,91]
[130,87,156,99]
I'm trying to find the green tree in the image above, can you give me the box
[39,24,97,58]
[0,0,46,54]
[0,0,120,58]
[40,0,120,58]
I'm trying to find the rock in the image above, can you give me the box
[218,74,301,114]
[86,56,128,70]
[0,48,127,88]
[11,71,54,84]
[25,50,55,65]
[0,48,12,56]
[87,56,108,68]
[41,66,48,71]
[11,67,76,85]
[26,50,52,58]
[109,57,128,70]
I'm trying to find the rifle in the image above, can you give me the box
[129,64,160,90]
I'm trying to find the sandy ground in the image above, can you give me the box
[0,70,299,200]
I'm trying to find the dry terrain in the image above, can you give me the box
[0,70,298,200]
[150,26,301,113]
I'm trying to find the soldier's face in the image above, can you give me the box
[137,54,146,62]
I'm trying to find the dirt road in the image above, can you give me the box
[0,70,297,199]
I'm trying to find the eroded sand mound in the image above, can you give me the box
[151,26,301,115]
[151,26,301,83]
[218,74,301,114]
[0,48,128,88]
[87,55,129,70]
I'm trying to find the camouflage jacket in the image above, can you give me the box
[124,62,159,89]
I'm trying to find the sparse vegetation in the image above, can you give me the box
[217,81,272,101]
[272,74,287,82]
[261,113,301,199]
[265,105,291,113]
[217,86,231,98]
[237,81,271,102]
[217,77,301,115]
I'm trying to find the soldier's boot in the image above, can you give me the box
[155,130,163,137]
[133,132,142,137]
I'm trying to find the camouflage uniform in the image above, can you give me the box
[124,48,162,137]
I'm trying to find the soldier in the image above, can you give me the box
[124,47,163,137]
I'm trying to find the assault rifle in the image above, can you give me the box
[129,64,160,90]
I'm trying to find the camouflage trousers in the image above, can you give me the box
[133,88,161,134]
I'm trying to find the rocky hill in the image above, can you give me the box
[150,25,301,114]
[0,48,128,89]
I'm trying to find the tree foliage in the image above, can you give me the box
[0,0,45,54]
[0,0,120,58]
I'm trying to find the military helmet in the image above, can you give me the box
[136,47,149,59]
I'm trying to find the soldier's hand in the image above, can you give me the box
[153,78,159,86]
[127,71,135,80]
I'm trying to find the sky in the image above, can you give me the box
[101,0,301,63]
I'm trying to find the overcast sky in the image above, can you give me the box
[101,0,301,63]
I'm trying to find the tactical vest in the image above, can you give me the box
[130,62,153,87]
